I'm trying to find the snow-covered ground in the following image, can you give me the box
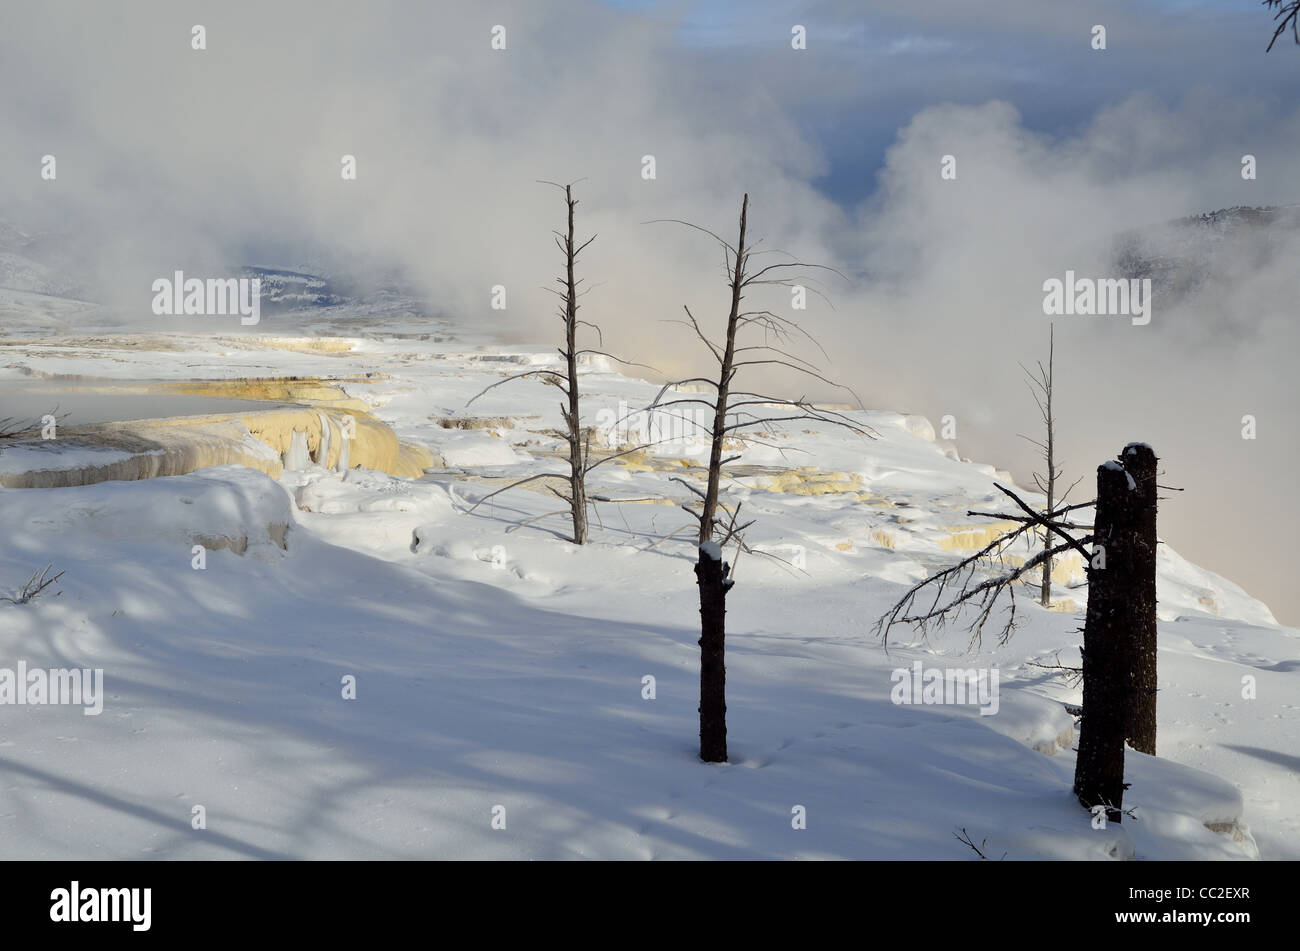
[0,301,1295,860]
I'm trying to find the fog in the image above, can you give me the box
[1,1,1296,621]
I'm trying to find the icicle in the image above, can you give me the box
[282,428,310,471]
[335,425,350,477]
[314,412,331,467]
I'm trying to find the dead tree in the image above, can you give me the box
[556,182,591,544]
[1265,1,1300,50]
[695,540,730,763]
[466,180,654,544]
[649,194,874,544]
[875,445,1161,825]
[1072,459,1148,823]
[1122,442,1159,756]
[652,193,876,762]
[1019,325,1081,608]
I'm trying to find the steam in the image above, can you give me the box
[1,1,1297,621]
[841,98,1300,624]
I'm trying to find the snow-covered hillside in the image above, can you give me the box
[1113,204,1300,306]
[0,298,1295,860]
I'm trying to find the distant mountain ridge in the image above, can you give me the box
[0,219,358,312]
[237,265,349,313]
[1113,203,1300,304]
[0,221,88,300]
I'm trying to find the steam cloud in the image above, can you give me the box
[1,0,1296,620]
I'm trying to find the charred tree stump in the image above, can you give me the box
[1122,443,1159,755]
[696,543,732,763]
[1073,459,1142,823]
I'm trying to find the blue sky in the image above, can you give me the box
[598,0,1300,206]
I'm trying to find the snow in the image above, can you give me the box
[0,465,292,557]
[1099,459,1137,490]
[900,414,936,442]
[437,431,526,468]
[0,442,139,476]
[0,299,1294,860]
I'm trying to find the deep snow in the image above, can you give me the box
[0,302,1295,860]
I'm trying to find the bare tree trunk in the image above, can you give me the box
[696,543,731,762]
[658,192,868,764]
[691,194,753,763]
[692,195,750,763]
[1023,326,1076,610]
[466,181,645,541]
[561,185,588,545]
[1073,456,1145,823]
[698,194,749,545]
[1039,329,1055,607]
[1123,442,1159,755]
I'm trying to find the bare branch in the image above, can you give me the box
[573,349,659,373]
[466,368,565,406]
[643,217,737,255]
[876,536,1090,649]
[1265,1,1300,51]
[669,475,708,502]
[993,483,1092,561]
[0,565,65,605]
[463,472,571,513]
[954,828,1005,861]
[505,509,575,535]
[741,260,848,287]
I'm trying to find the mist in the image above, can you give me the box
[1,0,1296,621]
[841,96,1300,626]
